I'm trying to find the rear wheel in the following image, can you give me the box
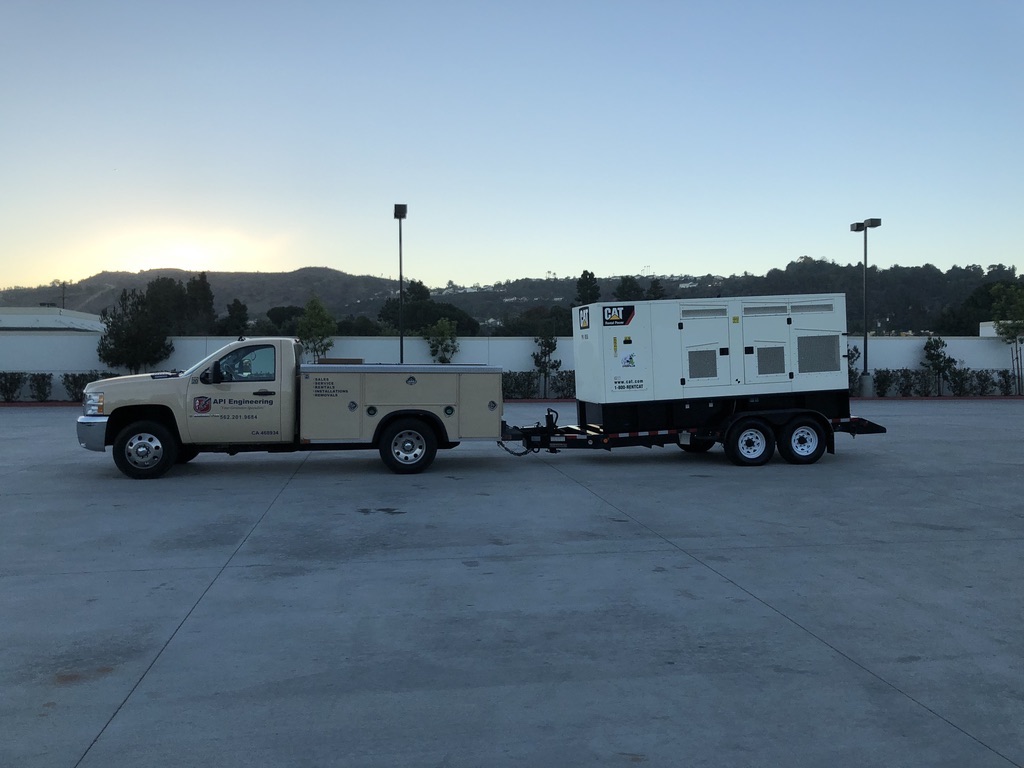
[112,421,178,479]
[777,417,827,465]
[378,418,438,474]
[724,417,775,466]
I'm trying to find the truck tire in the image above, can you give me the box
[679,437,715,453]
[777,417,827,465]
[724,417,775,466]
[379,418,438,474]
[112,420,179,479]
[176,446,200,464]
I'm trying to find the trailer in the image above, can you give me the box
[500,294,885,466]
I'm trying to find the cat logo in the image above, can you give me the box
[602,305,635,326]
[578,307,590,329]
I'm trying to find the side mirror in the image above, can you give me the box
[202,362,225,385]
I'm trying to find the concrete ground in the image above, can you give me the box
[1,399,1022,768]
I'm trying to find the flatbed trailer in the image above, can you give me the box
[500,294,886,466]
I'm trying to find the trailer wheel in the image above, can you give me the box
[379,418,438,474]
[112,421,178,479]
[679,437,715,453]
[777,417,827,465]
[724,417,775,466]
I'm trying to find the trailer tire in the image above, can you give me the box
[679,437,715,453]
[112,420,178,479]
[777,417,827,465]
[724,417,775,466]
[379,418,437,474]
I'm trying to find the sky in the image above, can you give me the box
[2,0,1022,291]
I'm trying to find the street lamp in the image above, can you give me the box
[394,204,407,363]
[850,218,881,377]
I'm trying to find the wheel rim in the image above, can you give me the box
[789,425,819,457]
[391,430,426,464]
[124,431,165,470]
[736,428,768,460]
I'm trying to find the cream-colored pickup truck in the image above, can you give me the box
[77,338,503,478]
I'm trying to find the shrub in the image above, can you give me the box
[997,369,1016,396]
[61,372,93,402]
[873,368,895,397]
[0,372,27,402]
[502,371,539,400]
[895,368,916,397]
[28,373,53,402]
[911,369,933,397]
[60,370,117,401]
[847,345,862,395]
[946,365,973,397]
[549,370,576,399]
[971,369,995,397]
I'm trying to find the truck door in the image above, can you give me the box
[185,343,285,444]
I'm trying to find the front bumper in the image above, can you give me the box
[77,416,108,452]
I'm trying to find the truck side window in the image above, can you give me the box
[218,345,276,382]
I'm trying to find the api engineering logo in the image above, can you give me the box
[193,396,212,414]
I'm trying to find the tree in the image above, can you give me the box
[406,279,431,302]
[613,275,646,301]
[297,296,336,361]
[992,283,1024,344]
[97,289,174,374]
[921,336,955,396]
[144,276,188,335]
[337,315,381,336]
[992,283,1024,396]
[574,270,600,305]
[646,277,666,300]
[532,332,562,398]
[266,305,305,334]
[422,318,459,363]
[183,272,217,334]
[216,299,250,336]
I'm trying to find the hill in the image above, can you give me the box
[2,261,1019,336]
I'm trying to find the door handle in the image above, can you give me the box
[253,390,276,396]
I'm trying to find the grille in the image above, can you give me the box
[797,334,841,373]
[680,307,727,318]
[688,349,718,379]
[757,346,786,375]
[744,304,788,316]
[791,302,834,314]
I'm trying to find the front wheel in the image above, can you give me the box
[777,417,827,465]
[724,417,775,466]
[378,418,438,474]
[112,421,178,479]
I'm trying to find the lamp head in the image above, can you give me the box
[394,204,407,220]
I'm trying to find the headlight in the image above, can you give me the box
[83,391,104,416]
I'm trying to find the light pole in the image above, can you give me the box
[850,218,881,376]
[394,204,407,363]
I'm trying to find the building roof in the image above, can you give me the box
[0,307,104,332]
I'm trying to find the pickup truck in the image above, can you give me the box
[77,337,504,478]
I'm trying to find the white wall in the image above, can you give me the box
[0,331,1018,400]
